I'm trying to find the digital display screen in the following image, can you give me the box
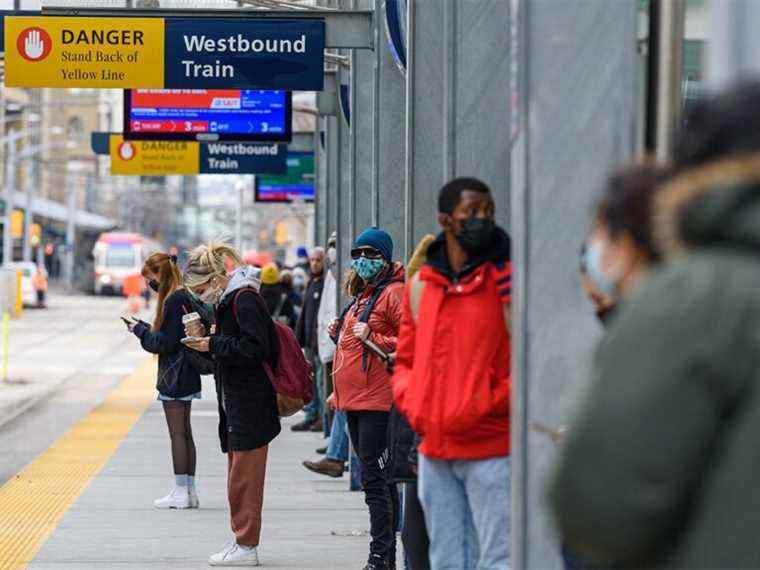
[124,89,291,142]
[255,151,315,203]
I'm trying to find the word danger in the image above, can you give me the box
[180,33,308,79]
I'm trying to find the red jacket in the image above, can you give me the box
[334,263,405,412]
[392,233,511,460]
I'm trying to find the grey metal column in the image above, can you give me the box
[3,140,16,265]
[338,58,353,307]
[22,158,33,262]
[326,115,341,244]
[708,0,760,89]
[509,1,637,568]
[376,0,406,260]
[315,117,328,248]
[349,0,374,236]
[654,0,685,161]
[405,0,511,250]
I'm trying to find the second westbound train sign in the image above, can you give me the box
[3,15,325,90]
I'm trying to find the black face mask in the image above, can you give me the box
[148,280,159,293]
[456,218,496,255]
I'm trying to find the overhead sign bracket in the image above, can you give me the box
[41,7,374,50]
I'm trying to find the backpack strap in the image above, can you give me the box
[358,279,393,371]
[332,298,357,345]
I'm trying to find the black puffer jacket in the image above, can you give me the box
[210,287,281,453]
[295,274,324,351]
[133,289,202,398]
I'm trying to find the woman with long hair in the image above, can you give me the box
[182,242,280,568]
[328,228,405,570]
[129,252,204,510]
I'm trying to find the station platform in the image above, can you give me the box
[0,361,369,570]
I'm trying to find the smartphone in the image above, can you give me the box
[181,337,201,345]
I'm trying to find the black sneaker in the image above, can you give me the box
[291,419,315,432]
[316,446,327,455]
[362,555,389,570]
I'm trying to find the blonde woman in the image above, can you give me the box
[129,252,203,510]
[183,242,280,568]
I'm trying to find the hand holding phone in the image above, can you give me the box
[121,315,140,332]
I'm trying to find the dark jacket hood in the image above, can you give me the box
[426,225,511,279]
[655,153,760,257]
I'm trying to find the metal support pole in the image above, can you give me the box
[22,158,33,262]
[3,140,16,266]
[403,0,415,259]
[65,175,76,292]
[370,0,381,227]
[654,0,685,162]
[443,0,457,180]
[235,180,244,252]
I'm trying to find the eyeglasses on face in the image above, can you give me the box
[350,248,382,260]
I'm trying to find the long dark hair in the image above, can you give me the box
[142,252,183,331]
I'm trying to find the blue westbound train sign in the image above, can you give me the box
[164,19,325,90]
[4,14,326,90]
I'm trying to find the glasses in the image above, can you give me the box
[350,248,382,260]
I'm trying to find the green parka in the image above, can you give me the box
[550,155,760,569]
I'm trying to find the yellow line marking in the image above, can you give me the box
[0,358,156,570]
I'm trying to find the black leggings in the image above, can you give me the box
[162,400,196,476]
[402,481,430,570]
[347,411,399,565]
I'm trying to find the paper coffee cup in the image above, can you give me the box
[182,312,203,337]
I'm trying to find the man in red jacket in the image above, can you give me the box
[393,177,511,569]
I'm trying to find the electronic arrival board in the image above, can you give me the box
[125,89,291,142]
[3,15,325,90]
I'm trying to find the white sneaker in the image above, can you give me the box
[189,489,200,509]
[153,485,191,509]
[208,543,261,567]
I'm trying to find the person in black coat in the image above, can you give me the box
[293,247,326,432]
[183,243,280,568]
[129,252,203,510]
[259,263,297,330]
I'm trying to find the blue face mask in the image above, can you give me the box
[351,257,386,281]
[585,240,617,298]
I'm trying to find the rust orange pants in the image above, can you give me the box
[227,445,268,547]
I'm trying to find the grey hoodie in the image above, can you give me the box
[220,266,262,304]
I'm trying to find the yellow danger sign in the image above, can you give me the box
[109,135,200,176]
[4,16,164,88]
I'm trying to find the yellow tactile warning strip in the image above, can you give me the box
[0,358,156,570]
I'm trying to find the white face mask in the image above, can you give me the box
[198,277,225,305]
[589,236,628,297]
[327,247,337,264]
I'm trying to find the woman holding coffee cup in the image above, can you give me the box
[128,252,206,510]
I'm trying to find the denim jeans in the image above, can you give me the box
[347,411,399,565]
[418,454,510,570]
[326,410,349,462]
[303,350,323,423]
